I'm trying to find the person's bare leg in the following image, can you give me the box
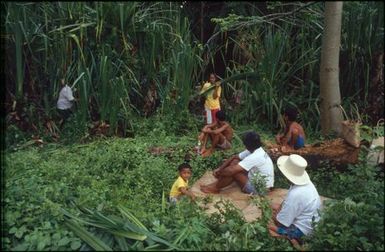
[201,161,236,190]
[201,166,246,193]
[198,132,204,142]
[202,133,221,157]
[268,224,284,237]
[289,239,303,251]
[201,158,239,191]
[212,158,239,179]
[232,170,249,190]
[199,132,209,153]
[200,176,234,193]
[214,133,225,148]
[201,148,213,157]
[222,137,232,150]
[198,133,203,153]
[204,131,215,151]
[214,133,230,150]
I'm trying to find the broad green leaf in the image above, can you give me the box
[9,226,18,234]
[71,240,82,250]
[58,237,70,246]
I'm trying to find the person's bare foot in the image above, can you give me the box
[281,145,294,153]
[200,184,220,193]
[268,229,283,238]
[289,239,306,251]
[201,149,213,157]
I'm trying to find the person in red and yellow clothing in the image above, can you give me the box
[200,73,221,124]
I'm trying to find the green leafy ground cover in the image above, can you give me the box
[3,115,384,250]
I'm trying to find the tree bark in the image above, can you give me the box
[320,2,343,135]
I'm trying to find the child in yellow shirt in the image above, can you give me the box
[169,163,195,203]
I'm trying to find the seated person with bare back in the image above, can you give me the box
[198,110,233,157]
[276,107,306,152]
[200,131,274,194]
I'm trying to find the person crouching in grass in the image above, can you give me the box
[169,163,196,204]
[275,107,306,152]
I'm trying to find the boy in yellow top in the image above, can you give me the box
[200,73,221,124]
[169,163,195,203]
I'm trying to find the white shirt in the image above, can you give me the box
[57,85,75,110]
[238,147,274,188]
[277,181,321,235]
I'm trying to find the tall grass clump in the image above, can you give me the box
[4,2,203,137]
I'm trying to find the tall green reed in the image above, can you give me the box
[340,2,384,112]
[5,2,202,135]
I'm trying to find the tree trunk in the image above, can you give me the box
[320,2,344,135]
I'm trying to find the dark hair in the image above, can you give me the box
[284,107,298,121]
[178,163,192,172]
[209,73,217,79]
[216,110,226,121]
[242,131,261,151]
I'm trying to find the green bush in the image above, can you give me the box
[307,152,384,251]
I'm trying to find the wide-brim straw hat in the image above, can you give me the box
[277,154,310,185]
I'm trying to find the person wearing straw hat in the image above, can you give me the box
[200,131,274,194]
[268,154,321,244]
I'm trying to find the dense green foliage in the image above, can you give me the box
[4,2,384,137]
[3,115,384,250]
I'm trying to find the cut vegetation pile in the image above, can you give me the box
[266,138,360,164]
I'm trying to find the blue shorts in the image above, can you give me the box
[277,224,304,240]
[242,181,257,195]
[294,136,305,150]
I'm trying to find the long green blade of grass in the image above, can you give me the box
[118,205,149,231]
[64,219,113,251]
